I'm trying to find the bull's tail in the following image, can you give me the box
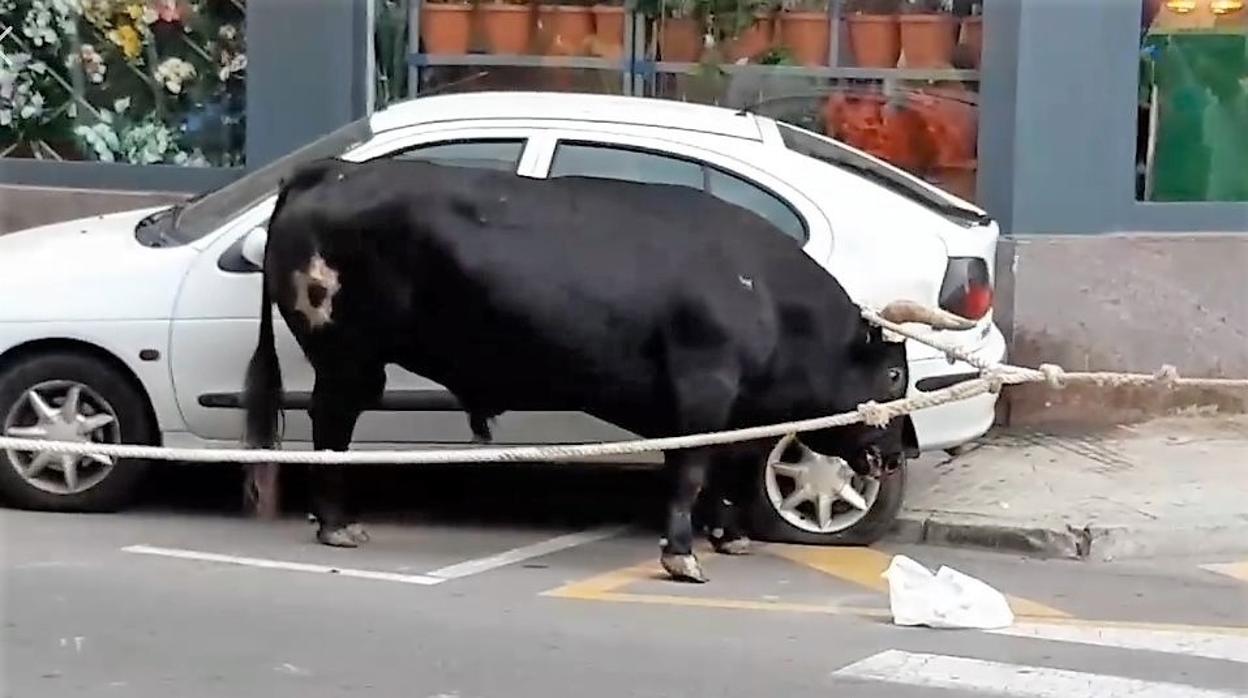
[243,274,283,449]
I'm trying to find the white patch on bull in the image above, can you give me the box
[882,328,906,343]
[291,254,341,330]
[738,274,754,291]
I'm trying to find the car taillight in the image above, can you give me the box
[939,257,993,321]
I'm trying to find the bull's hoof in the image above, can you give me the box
[317,526,361,548]
[712,536,752,556]
[345,522,370,544]
[661,554,708,583]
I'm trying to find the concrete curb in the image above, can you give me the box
[887,512,1248,561]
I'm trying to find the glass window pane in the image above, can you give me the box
[395,140,526,172]
[1137,1,1248,202]
[549,143,705,189]
[705,168,807,243]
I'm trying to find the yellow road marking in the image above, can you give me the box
[1202,561,1248,583]
[768,543,1070,619]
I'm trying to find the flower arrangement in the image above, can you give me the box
[0,0,246,166]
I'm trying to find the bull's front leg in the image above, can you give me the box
[660,449,711,583]
[308,362,385,548]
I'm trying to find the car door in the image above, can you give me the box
[168,128,591,447]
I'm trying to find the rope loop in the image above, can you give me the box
[1153,363,1180,389]
[1039,363,1066,389]
[856,401,892,427]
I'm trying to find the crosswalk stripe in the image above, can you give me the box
[832,649,1241,697]
[988,622,1248,664]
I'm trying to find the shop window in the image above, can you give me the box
[0,0,247,167]
[1137,0,1248,201]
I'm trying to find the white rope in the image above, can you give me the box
[0,311,1244,466]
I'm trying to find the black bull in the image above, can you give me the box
[242,156,973,583]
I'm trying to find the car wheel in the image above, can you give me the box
[746,434,905,546]
[0,351,153,512]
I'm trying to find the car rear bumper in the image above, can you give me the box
[906,321,1008,452]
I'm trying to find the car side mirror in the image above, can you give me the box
[240,226,268,269]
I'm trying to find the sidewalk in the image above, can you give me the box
[890,415,1248,561]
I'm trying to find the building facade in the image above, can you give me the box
[1,0,1244,423]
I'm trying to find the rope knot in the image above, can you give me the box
[1039,363,1066,389]
[857,401,892,427]
[1154,364,1180,389]
[985,372,1005,394]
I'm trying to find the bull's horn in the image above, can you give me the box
[878,299,977,331]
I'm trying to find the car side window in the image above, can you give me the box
[704,167,806,243]
[548,142,807,243]
[549,142,704,190]
[391,139,527,172]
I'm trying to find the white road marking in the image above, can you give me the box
[988,622,1248,664]
[833,649,1241,697]
[122,545,445,585]
[424,525,630,580]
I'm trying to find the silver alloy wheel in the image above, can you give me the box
[763,433,881,535]
[2,380,121,495]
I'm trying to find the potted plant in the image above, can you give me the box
[897,0,957,68]
[777,0,830,67]
[536,0,596,56]
[958,1,983,68]
[590,0,628,58]
[822,86,929,171]
[711,0,776,63]
[481,0,534,55]
[421,0,475,55]
[637,0,705,62]
[844,0,901,68]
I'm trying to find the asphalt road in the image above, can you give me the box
[3,464,1247,697]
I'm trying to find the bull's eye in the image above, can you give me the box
[887,368,905,389]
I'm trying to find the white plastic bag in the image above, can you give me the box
[881,554,1015,630]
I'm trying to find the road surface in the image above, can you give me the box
[2,464,1246,697]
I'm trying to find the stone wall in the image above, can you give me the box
[996,234,1248,426]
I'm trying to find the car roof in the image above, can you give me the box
[368,91,768,142]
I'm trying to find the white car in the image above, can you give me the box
[0,91,1005,545]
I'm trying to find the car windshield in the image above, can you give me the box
[773,121,992,227]
[163,116,376,244]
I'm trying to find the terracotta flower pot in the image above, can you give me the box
[537,4,595,55]
[845,13,899,68]
[724,14,773,63]
[959,15,982,68]
[908,86,978,168]
[591,4,626,58]
[481,3,533,55]
[420,2,474,54]
[779,11,830,67]
[822,91,929,172]
[658,17,703,62]
[898,12,957,68]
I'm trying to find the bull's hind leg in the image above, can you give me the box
[308,362,386,548]
[704,449,758,556]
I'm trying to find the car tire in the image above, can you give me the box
[744,440,906,547]
[0,351,153,512]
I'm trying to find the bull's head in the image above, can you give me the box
[800,299,975,479]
